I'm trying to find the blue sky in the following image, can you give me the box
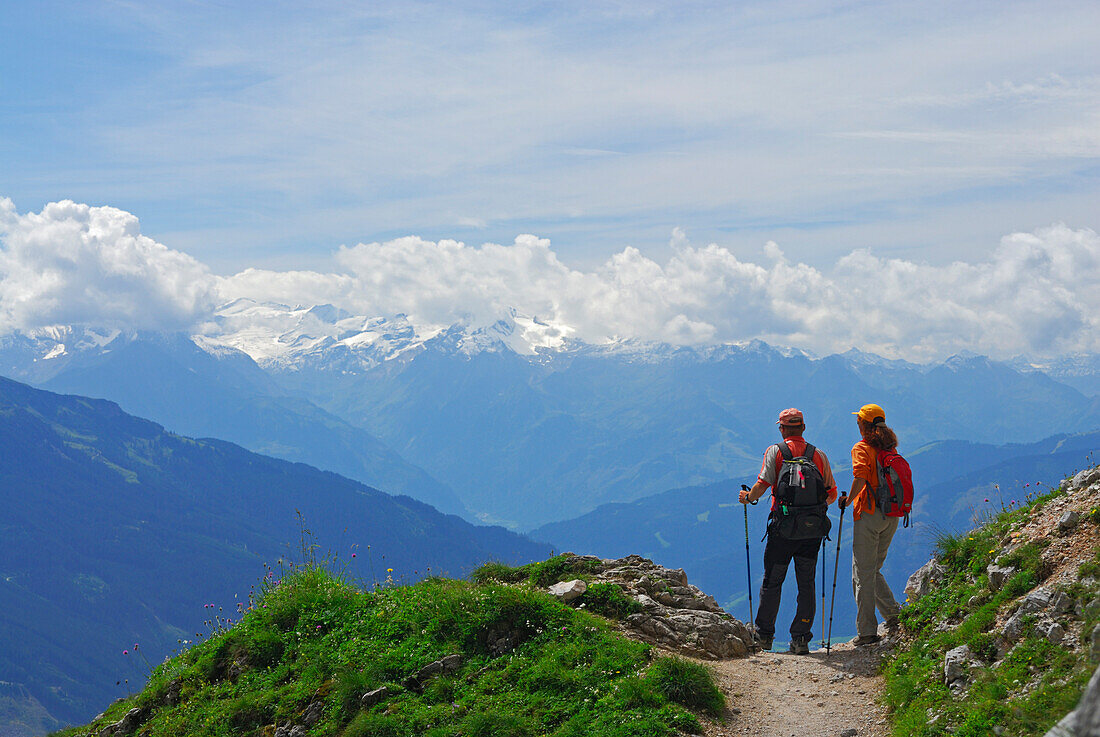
[3,0,1097,274]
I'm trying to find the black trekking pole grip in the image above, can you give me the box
[741,484,755,647]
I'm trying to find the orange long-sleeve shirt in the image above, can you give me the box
[850,441,879,520]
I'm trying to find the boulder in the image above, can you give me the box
[906,559,946,603]
[360,686,392,708]
[301,701,324,727]
[987,564,1017,591]
[1052,591,1076,615]
[1059,510,1081,533]
[1041,621,1065,645]
[549,579,588,603]
[1044,662,1100,736]
[944,645,977,685]
[1021,587,1053,614]
[1003,610,1028,643]
[1092,625,1100,665]
[1070,467,1100,492]
[97,707,147,737]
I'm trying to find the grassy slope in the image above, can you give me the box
[883,484,1100,736]
[56,564,723,737]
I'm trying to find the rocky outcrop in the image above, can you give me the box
[1044,663,1100,737]
[97,707,148,737]
[548,554,754,660]
[906,559,946,602]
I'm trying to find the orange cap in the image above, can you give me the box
[852,403,886,424]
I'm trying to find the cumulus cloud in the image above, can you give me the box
[217,222,1100,361]
[3,199,1097,360]
[0,199,218,332]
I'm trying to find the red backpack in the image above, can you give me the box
[875,449,913,527]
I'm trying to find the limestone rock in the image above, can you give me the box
[274,726,307,737]
[1021,587,1053,614]
[987,564,1017,592]
[97,707,148,737]
[1052,591,1076,615]
[1045,662,1100,736]
[302,701,324,727]
[1092,624,1100,664]
[944,645,977,685]
[405,654,464,688]
[905,559,946,603]
[1039,620,1065,645]
[1070,467,1100,492]
[1003,610,1028,643]
[361,686,392,708]
[549,579,588,603]
[553,553,754,659]
[1058,510,1081,533]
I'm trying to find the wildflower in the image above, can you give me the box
[123,650,128,655]
[387,568,394,572]
[352,553,357,558]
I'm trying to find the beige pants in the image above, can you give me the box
[851,512,901,637]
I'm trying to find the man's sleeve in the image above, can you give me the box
[815,450,837,492]
[758,445,779,488]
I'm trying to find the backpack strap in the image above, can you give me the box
[778,442,793,461]
[801,443,816,462]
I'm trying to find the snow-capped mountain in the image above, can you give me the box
[3,302,1099,529]
[203,298,575,373]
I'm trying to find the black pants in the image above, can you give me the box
[755,534,822,643]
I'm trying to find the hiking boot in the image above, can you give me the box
[852,634,882,647]
[789,639,810,655]
[884,616,900,635]
[755,635,773,652]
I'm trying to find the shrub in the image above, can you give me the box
[582,583,643,620]
[471,561,527,585]
[644,657,724,717]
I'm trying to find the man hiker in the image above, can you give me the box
[740,408,838,654]
[842,403,903,646]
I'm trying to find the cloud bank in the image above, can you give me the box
[0,198,217,332]
[2,199,1099,361]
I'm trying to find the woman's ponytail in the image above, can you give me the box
[860,418,898,450]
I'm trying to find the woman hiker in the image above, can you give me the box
[841,403,902,646]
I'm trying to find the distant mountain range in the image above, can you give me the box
[2,301,1099,529]
[0,377,550,734]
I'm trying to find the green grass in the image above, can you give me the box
[471,557,642,621]
[473,555,603,588]
[884,481,1098,736]
[56,566,723,737]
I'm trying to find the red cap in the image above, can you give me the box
[777,408,804,426]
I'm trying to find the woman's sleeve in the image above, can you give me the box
[851,442,877,485]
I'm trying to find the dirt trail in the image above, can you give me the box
[702,640,894,737]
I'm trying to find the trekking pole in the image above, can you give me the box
[740,484,757,646]
[826,501,846,657]
[820,536,826,652]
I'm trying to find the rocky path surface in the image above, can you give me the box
[702,640,893,737]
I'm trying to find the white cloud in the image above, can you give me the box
[3,199,1097,360]
[215,216,1100,361]
[0,198,218,332]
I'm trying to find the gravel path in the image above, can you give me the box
[702,639,894,737]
